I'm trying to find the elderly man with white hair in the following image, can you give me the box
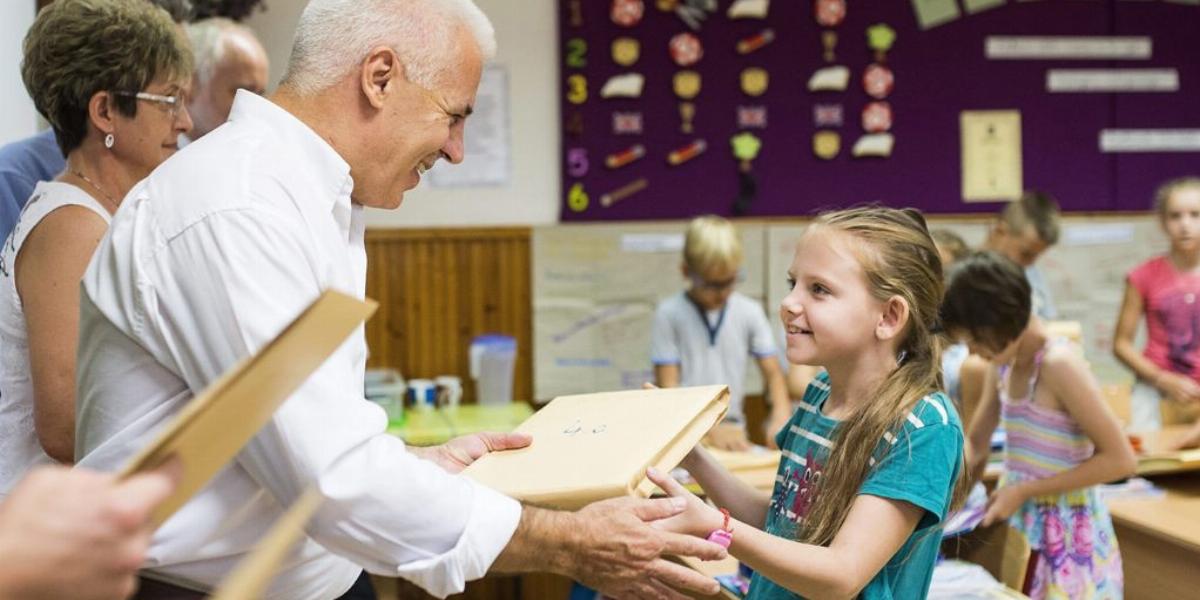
[183,17,270,141]
[73,1,726,599]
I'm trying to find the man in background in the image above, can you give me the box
[183,17,269,142]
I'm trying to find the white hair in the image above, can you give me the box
[186,17,241,86]
[282,0,496,96]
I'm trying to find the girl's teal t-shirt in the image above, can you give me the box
[747,371,964,600]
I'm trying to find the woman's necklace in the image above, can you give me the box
[70,169,119,214]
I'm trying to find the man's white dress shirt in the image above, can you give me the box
[75,91,521,599]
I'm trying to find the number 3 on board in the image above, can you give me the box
[566,74,588,105]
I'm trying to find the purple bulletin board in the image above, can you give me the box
[557,0,1200,221]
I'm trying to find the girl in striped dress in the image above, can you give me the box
[942,251,1137,599]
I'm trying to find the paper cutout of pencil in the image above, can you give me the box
[667,139,707,166]
[737,28,775,54]
[601,178,649,207]
[605,144,646,169]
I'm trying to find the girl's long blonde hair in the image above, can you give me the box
[799,206,969,546]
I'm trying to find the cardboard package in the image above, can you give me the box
[463,385,729,509]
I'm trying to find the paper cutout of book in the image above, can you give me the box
[117,290,377,526]
[600,73,646,99]
[209,487,324,600]
[853,133,895,158]
[463,385,729,509]
[807,66,849,92]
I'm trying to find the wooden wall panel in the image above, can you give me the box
[365,227,532,405]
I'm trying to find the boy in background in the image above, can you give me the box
[984,191,1062,319]
[651,215,790,450]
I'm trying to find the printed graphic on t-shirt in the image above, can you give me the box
[769,446,827,536]
[1152,291,1200,374]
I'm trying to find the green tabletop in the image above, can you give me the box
[388,403,534,446]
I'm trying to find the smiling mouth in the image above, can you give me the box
[787,325,813,335]
[416,158,439,177]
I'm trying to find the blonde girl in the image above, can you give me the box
[648,206,966,600]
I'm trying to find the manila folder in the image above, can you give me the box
[463,385,728,509]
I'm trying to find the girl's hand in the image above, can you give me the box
[1157,372,1200,405]
[981,483,1027,527]
[1168,422,1200,451]
[704,423,753,451]
[645,467,724,539]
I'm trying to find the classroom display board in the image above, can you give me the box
[534,221,767,399]
[534,215,1163,399]
[558,1,1200,221]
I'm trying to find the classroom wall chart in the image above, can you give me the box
[557,0,1200,220]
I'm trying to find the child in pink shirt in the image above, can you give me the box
[1113,177,1200,440]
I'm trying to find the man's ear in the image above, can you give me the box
[876,295,910,343]
[681,262,691,280]
[360,45,403,109]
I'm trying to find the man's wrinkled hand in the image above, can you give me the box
[417,431,532,473]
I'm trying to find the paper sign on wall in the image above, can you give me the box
[1047,69,1178,93]
[911,0,961,30]
[985,36,1152,60]
[964,0,1005,14]
[1100,129,1200,153]
[428,66,511,187]
[961,110,1023,202]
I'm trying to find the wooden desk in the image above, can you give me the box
[387,403,534,446]
[981,424,1200,486]
[1107,475,1200,600]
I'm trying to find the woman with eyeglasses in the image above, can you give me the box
[0,0,192,494]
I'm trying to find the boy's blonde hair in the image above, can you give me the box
[798,206,968,547]
[684,215,743,273]
[999,191,1060,245]
[1153,177,1200,219]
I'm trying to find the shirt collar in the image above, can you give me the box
[226,89,354,217]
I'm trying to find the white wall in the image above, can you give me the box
[0,1,38,144]
[244,0,560,227]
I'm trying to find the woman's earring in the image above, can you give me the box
[104,133,114,149]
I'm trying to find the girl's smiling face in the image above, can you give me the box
[779,227,887,368]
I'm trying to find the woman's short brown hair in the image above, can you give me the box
[21,0,193,156]
[941,250,1031,352]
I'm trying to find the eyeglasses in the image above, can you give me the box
[113,91,185,119]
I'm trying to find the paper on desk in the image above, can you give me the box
[463,385,729,509]
[117,290,377,526]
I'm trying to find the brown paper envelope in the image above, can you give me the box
[117,290,377,526]
[463,385,729,509]
[208,487,324,600]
